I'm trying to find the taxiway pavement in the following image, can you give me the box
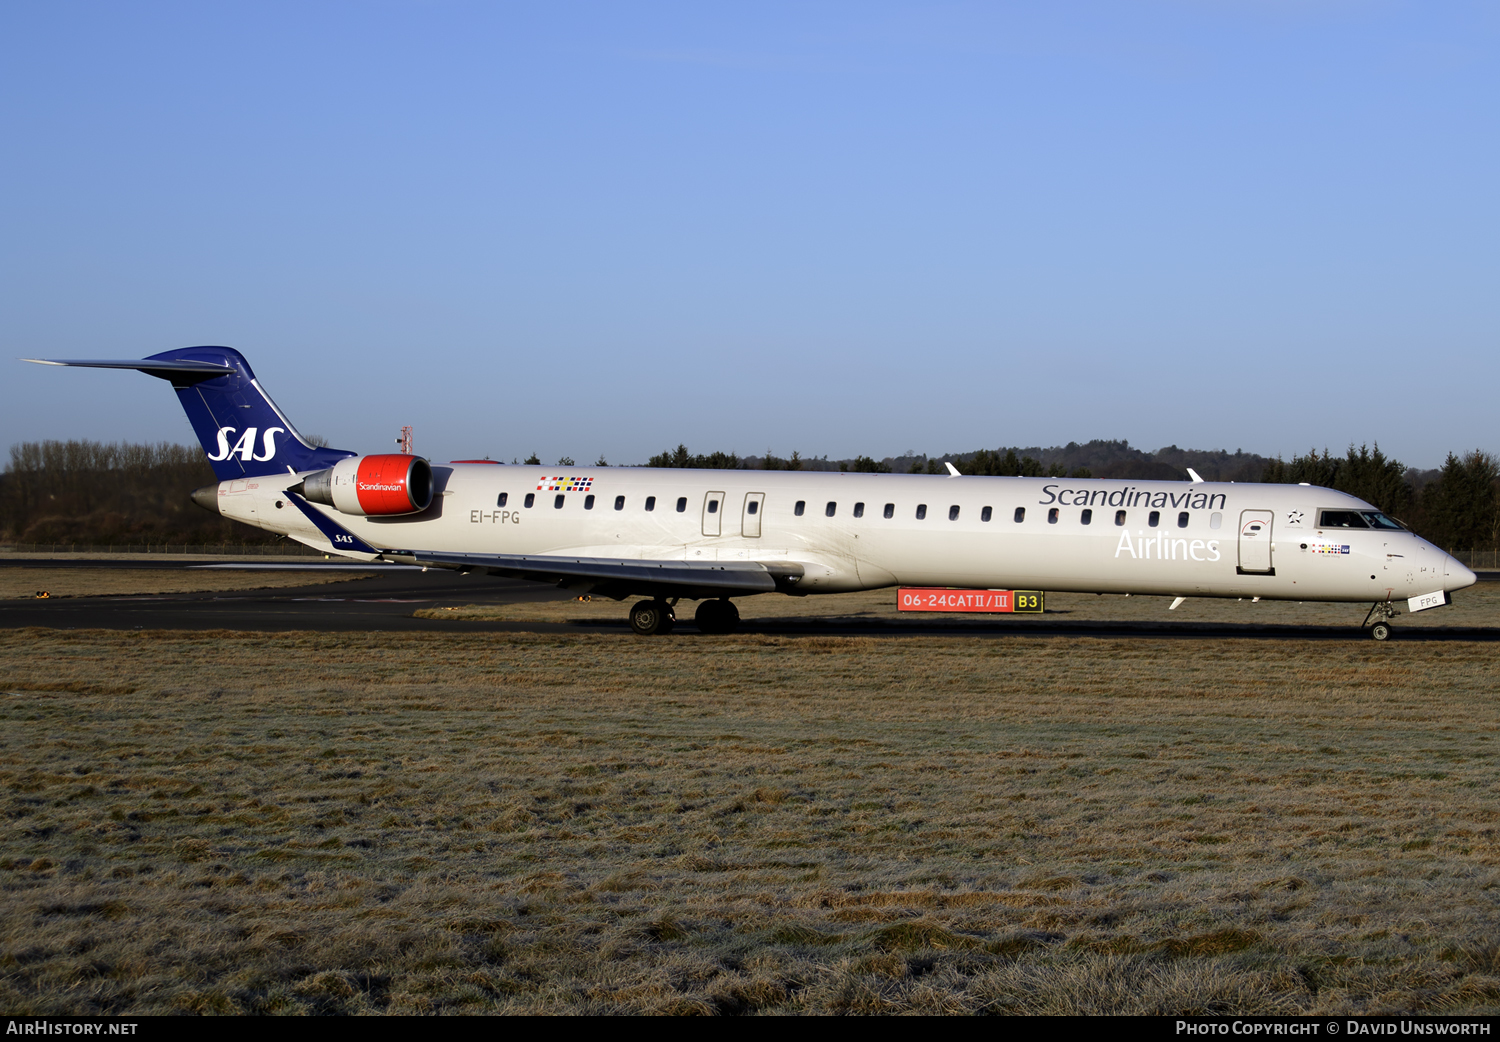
[2,558,1494,641]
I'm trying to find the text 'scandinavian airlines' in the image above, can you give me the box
[26,348,1476,637]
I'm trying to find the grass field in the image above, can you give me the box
[0,568,369,600]
[2,582,1497,1015]
[416,584,1498,633]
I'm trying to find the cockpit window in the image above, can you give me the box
[1318,510,1369,529]
[1361,511,1407,531]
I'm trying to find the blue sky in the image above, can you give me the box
[3,1,1496,470]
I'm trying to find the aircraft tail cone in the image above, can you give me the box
[191,485,221,515]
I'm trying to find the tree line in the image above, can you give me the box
[642,445,1090,475]
[1259,444,1498,552]
[639,438,1273,481]
[637,439,1499,550]
[4,438,1496,551]
[0,440,282,544]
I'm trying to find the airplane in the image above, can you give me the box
[24,347,1477,639]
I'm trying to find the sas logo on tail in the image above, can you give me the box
[208,426,286,462]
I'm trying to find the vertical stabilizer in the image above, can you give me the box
[24,347,356,481]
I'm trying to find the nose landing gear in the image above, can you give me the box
[1362,600,1398,641]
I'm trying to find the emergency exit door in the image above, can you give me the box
[701,492,724,536]
[742,493,764,538]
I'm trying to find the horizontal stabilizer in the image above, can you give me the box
[23,358,234,377]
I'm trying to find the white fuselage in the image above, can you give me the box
[218,465,1475,603]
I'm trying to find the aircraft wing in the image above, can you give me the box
[387,549,803,599]
[284,491,800,598]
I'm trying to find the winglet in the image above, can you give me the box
[283,491,383,556]
[944,462,961,477]
[1186,468,1204,484]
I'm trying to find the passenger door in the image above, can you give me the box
[1238,510,1274,574]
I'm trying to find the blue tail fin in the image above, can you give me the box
[25,347,356,481]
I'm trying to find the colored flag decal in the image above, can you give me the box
[898,589,1043,613]
[536,476,594,492]
[1310,544,1350,555]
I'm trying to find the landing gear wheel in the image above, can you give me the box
[630,600,675,636]
[1363,600,1399,641]
[694,599,741,634]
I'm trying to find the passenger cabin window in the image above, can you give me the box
[645,496,656,511]
[853,502,864,518]
[981,506,992,522]
[1209,512,1222,529]
[915,504,927,520]
[614,495,625,510]
[1048,507,1059,524]
[584,494,595,510]
[676,497,687,513]
[883,503,894,519]
[948,505,960,521]
[825,502,836,517]
[1081,509,1093,525]
[1014,507,1025,523]
[707,500,718,513]
[747,501,759,515]
[795,501,805,516]
[1114,510,1126,526]
[497,493,508,507]
[554,494,565,509]
[1148,510,1160,528]
[1177,511,1189,529]
[524,493,535,508]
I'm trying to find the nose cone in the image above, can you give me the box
[1445,554,1477,592]
[190,485,221,515]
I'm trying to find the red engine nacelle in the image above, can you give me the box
[299,455,434,516]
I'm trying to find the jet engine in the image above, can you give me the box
[296,455,434,516]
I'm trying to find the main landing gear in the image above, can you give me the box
[629,599,676,636]
[628,598,741,635]
[1362,600,1398,642]
[693,598,740,635]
